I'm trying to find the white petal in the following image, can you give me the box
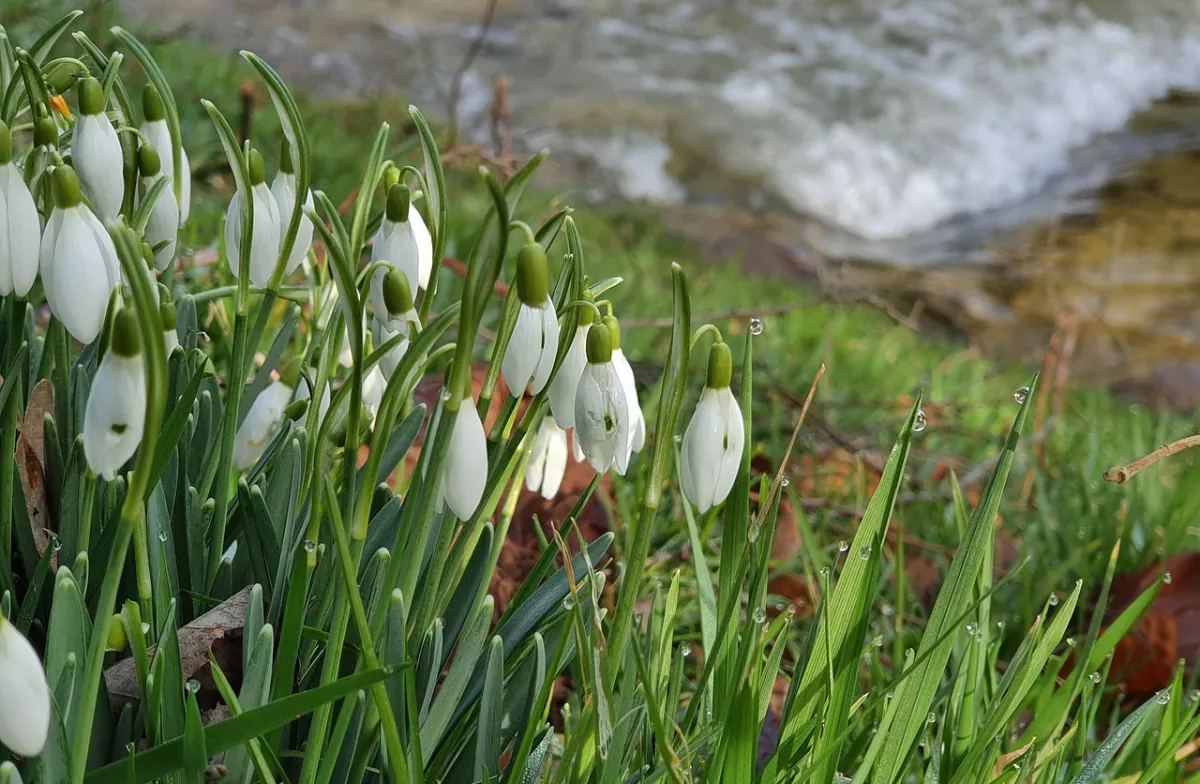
[548,326,589,428]
[369,264,390,324]
[83,353,146,479]
[164,328,180,356]
[233,381,292,470]
[272,173,313,274]
[142,175,179,271]
[529,302,560,395]
[525,421,548,493]
[143,120,191,222]
[410,203,433,289]
[681,388,724,511]
[571,429,585,463]
[294,379,331,423]
[82,208,121,288]
[374,318,410,380]
[179,146,192,223]
[363,366,386,425]
[502,304,542,397]
[72,114,125,222]
[540,417,568,499]
[612,348,643,463]
[443,403,488,520]
[224,190,243,280]
[712,388,745,508]
[371,218,421,295]
[38,209,63,308]
[574,363,626,474]
[0,163,40,296]
[0,617,51,757]
[249,183,281,289]
[48,209,112,344]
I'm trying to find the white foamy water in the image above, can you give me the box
[439,0,1200,240]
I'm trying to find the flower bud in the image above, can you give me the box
[142,84,166,122]
[382,268,413,316]
[52,165,84,209]
[106,614,128,652]
[138,143,162,178]
[248,147,266,186]
[603,314,621,350]
[284,398,309,421]
[385,183,411,223]
[707,340,732,389]
[34,115,58,148]
[110,307,141,358]
[0,615,51,757]
[585,319,612,364]
[78,76,105,116]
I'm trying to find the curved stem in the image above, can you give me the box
[511,220,537,246]
[690,324,723,351]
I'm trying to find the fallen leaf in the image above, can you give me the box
[105,587,252,710]
[20,379,53,467]
[16,436,55,571]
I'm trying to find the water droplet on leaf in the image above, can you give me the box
[913,410,927,432]
[304,539,318,553]
[1163,572,1172,585]
[837,540,849,553]
[926,712,936,724]
[438,386,452,402]
[749,317,764,335]
[752,606,767,624]
[1014,386,1030,404]
[1156,690,1171,705]
[1090,672,1101,684]
[860,546,872,560]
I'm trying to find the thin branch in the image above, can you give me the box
[1104,435,1200,484]
[623,302,814,330]
[446,0,500,142]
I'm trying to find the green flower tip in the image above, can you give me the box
[34,116,58,148]
[248,147,266,185]
[138,143,161,177]
[0,120,10,165]
[280,358,304,388]
[159,301,178,331]
[78,76,105,116]
[707,340,732,389]
[385,183,411,223]
[603,314,622,351]
[51,165,83,209]
[278,135,293,174]
[516,243,549,306]
[284,398,309,422]
[110,308,141,358]
[382,268,413,315]
[384,167,400,191]
[140,241,155,269]
[142,84,165,122]
[586,319,612,364]
[105,615,128,652]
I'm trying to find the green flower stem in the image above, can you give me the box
[411,107,447,325]
[322,475,409,784]
[476,287,519,422]
[606,263,691,682]
[511,220,537,245]
[71,227,168,784]
[0,296,25,594]
[74,470,98,570]
[690,323,723,350]
[189,284,310,305]
[205,306,250,589]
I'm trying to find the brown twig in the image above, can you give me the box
[757,365,825,528]
[446,0,500,143]
[1104,435,1200,484]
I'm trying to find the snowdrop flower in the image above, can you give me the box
[0,611,51,757]
[138,144,179,270]
[548,311,591,429]
[233,377,293,470]
[437,383,488,520]
[40,165,120,344]
[141,84,190,223]
[606,315,645,465]
[270,136,313,276]
[574,319,630,474]
[371,184,430,295]
[362,365,387,425]
[71,77,124,222]
[225,148,281,290]
[503,243,560,397]
[680,341,744,512]
[370,264,421,335]
[0,120,39,297]
[526,414,568,500]
[83,309,147,479]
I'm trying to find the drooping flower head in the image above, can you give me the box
[71,77,124,222]
[371,265,422,381]
[233,366,295,471]
[0,610,51,758]
[160,295,180,356]
[271,135,314,276]
[0,120,39,297]
[138,143,179,271]
[40,164,120,344]
[680,339,744,512]
[225,146,281,290]
[371,183,431,295]
[503,242,560,397]
[527,414,568,500]
[574,317,630,474]
[84,308,147,479]
[437,377,489,521]
[141,83,191,223]
[548,304,593,429]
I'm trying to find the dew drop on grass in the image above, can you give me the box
[673,433,683,444]
[1189,690,1200,704]
[188,679,201,693]
[774,602,785,611]
[1014,386,1030,404]
[859,546,872,560]
[837,540,849,553]
[781,476,790,487]
[913,410,927,433]
[304,539,318,553]
[50,534,62,552]
[965,623,977,636]
[926,712,936,724]
[1048,594,1059,607]
[1163,572,1173,585]
[438,386,452,402]
[1090,673,1101,684]
[996,620,1006,631]
[1156,690,1171,705]
[158,530,168,543]
[872,635,883,648]
[1066,638,1076,648]
[749,317,764,335]
[752,606,767,624]
[680,642,692,658]
[563,595,576,610]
